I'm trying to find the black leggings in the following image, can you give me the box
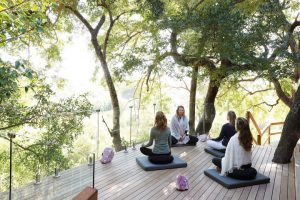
[140,147,174,164]
[212,157,257,180]
[171,135,199,145]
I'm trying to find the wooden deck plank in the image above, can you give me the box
[112,146,200,200]
[214,146,260,200]
[99,146,191,199]
[280,162,288,200]
[247,146,272,200]
[14,149,139,200]
[136,149,207,200]
[288,158,296,200]
[272,164,283,200]
[263,155,278,200]
[237,145,269,200]
[255,146,276,200]
[0,143,296,200]
[206,184,223,200]
[236,146,267,200]
[216,146,259,200]
[149,145,211,200]
[223,146,263,200]
[164,155,212,200]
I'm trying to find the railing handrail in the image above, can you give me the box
[246,111,284,145]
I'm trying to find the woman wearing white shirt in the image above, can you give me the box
[170,105,199,146]
[212,117,257,180]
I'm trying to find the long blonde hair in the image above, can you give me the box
[155,111,167,129]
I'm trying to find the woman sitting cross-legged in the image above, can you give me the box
[207,111,237,151]
[140,111,174,164]
[170,105,199,146]
[212,117,257,180]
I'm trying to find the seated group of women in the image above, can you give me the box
[140,106,198,164]
[140,106,257,180]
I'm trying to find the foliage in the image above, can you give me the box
[0,58,92,191]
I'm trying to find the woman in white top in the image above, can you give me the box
[170,105,199,146]
[212,117,257,180]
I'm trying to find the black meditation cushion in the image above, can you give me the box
[204,147,225,158]
[136,155,187,171]
[204,169,270,189]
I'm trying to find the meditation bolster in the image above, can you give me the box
[204,148,225,158]
[204,169,270,189]
[136,155,187,171]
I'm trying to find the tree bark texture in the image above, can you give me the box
[91,36,122,151]
[195,78,220,134]
[189,66,199,135]
[272,85,300,163]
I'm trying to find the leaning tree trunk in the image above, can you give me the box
[195,78,220,134]
[189,66,199,135]
[91,36,123,151]
[272,85,300,164]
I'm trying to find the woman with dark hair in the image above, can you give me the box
[140,111,174,164]
[170,105,199,146]
[212,117,257,180]
[207,111,237,150]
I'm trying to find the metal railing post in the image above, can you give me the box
[8,133,16,200]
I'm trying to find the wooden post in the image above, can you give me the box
[257,134,261,145]
[246,111,250,122]
[73,187,98,200]
[268,126,271,144]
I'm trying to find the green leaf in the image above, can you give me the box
[15,60,21,68]
[20,28,26,34]
[25,70,33,79]
[36,26,44,33]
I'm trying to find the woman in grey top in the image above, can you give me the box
[140,111,174,164]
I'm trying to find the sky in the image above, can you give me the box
[17,30,193,114]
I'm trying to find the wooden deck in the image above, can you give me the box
[0,142,296,200]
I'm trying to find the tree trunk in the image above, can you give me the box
[272,85,300,163]
[189,66,199,135]
[91,36,123,151]
[195,78,220,134]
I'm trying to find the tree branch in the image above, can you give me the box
[0,135,41,157]
[248,98,280,112]
[102,7,127,57]
[64,5,93,33]
[191,0,205,10]
[270,76,293,107]
[120,31,143,54]
[238,75,261,82]
[170,31,217,70]
[0,117,36,131]
[94,15,106,35]
[0,27,35,44]
[238,84,273,101]
[0,0,29,13]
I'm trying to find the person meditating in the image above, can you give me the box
[140,111,174,164]
[207,111,236,151]
[212,117,257,180]
[170,105,199,146]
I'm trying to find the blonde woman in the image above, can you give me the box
[170,105,199,145]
